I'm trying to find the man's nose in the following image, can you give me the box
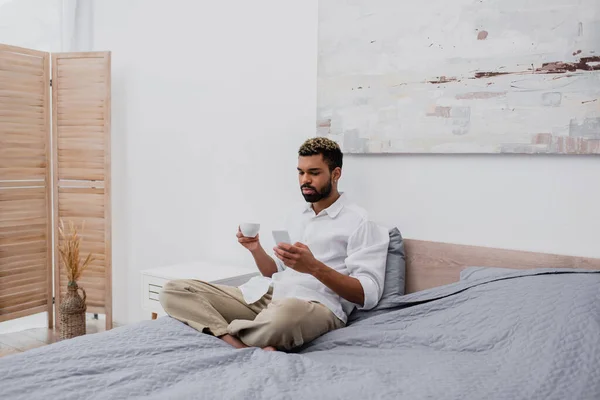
[301,175,311,185]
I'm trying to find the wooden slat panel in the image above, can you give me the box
[0,46,48,181]
[0,89,43,102]
[57,141,104,152]
[51,216,105,232]
[1,132,46,144]
[58,126,105,135]
[0,219,45,229]
[0,79,46,92]
[1,153,45,163]
[0,265,46,280]
[53,51,112,330]
[0,304,47,323]
[0,282,47,300]
[0,217,47,229]
[0,257,47,272]
[0,230,45,245]
[0,160,46,170]
[0,186,45,198]
[0,241,48,257]
[0,46,44,65]
[0,44,52,326]
[0,293,48,315]
[0,170,46,180]
[76,270,105,279]
[0,253,46,268]
[0,102,44,115]
[1,275,48,291]
[53,54,109,182]
[58,188,105,217]
[54,180,104,189]
[0,66,45,79]
[0,96,45,107]
[1,198,46,211]
[0,109,44,119]
[0,199,46,212]
[404,239,600,294]
[0,60,44,76]
[55,188,106,311]
[59,274,105,288]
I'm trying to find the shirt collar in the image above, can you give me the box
[303,192,346,219]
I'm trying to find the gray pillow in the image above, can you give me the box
[373,227,406,309]
[348,227,406,322]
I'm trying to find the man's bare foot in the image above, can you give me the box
[219,334,249,349]
[219,334,277,351]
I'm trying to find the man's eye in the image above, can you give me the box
[311,172,320,176]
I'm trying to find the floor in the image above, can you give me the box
[0,314,107,358]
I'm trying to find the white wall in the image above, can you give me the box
[0,0,62,52]
[92,0,319,324]
[92,0,600,325]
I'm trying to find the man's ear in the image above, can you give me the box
[333,167,342,182]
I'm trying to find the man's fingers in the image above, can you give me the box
[283,244,301,254]
[273,247,298,260]
[280,243,308,252]
[284,252,299,261]
[274,252,293,264]
[276,254,295,266]
[273,247,285,257]
[277,243,295,252]
[239,237,258,243]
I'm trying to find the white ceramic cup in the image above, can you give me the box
[239,223,260,238]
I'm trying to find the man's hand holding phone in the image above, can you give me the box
[272,231,319,275]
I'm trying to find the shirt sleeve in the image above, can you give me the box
[346,221,389,310]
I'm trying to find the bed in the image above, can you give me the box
[1,239,599,400]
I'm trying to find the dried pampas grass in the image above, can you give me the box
[58,219,94,286]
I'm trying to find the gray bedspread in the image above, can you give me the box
[1,268,599,400]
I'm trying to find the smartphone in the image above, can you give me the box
[272,230,292,245]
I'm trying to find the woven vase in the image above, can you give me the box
[59,281,87,340]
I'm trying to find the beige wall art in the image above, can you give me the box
[317,0,600,154]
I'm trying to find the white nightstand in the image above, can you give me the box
[141,262,259,320]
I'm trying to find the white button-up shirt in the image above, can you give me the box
[239,193,389,324]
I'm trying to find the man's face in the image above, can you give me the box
[297,155,334,203]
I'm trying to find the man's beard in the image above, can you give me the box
[301,180,333,203]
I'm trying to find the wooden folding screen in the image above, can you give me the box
[0,45,53,325]
[0,45,111,330]
[52,52,112,330]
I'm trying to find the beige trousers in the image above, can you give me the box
[159,279,345,350]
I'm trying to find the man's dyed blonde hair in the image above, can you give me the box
[298,137,343,171]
